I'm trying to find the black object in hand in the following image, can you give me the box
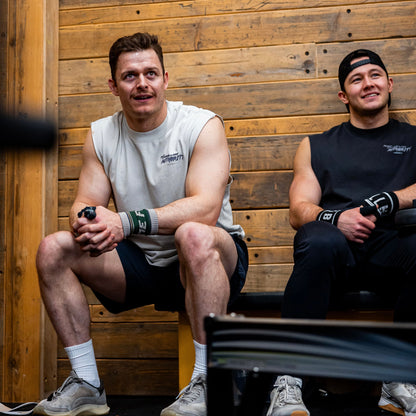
[77,206,96,220]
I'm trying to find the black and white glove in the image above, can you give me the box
[360,191,399,218]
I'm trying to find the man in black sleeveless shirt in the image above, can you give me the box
[266,50,416,416]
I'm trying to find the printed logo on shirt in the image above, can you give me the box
[383,145,412,155]
[161,152,184,165]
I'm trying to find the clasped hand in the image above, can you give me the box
[72,206,124,256]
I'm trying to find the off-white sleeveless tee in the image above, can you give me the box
[91,101,244,266]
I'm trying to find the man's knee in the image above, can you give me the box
[175,222,217,265]
[36,231,75,275]
[294,221,348,257]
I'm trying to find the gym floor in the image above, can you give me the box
[105,388,389,416]
[3,381,391,416]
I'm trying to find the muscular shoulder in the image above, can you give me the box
[167,101,218,124]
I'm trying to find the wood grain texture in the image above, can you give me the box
[58,3,416,59]
[52,0,416,397]
[58,359,178,395]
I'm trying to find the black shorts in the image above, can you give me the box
[94,234,248,314]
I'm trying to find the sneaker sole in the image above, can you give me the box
[379,404,416,416]
[290,412,309,416]
[378,403,404,416]
[33,404,110,416]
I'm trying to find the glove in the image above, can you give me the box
[360,192,399,218]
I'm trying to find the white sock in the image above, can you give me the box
[65,339,100,388]
[191,340,207,380]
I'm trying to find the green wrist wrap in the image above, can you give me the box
[118,209,159,237]
[128,209,152,234]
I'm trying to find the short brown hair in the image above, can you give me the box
[109,32,165,81]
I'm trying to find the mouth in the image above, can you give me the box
[133,94,153,101]
[362,92,379,99]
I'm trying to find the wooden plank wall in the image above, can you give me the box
[0,0,6,397]
[58,0,416,395]
[1,0,58,402]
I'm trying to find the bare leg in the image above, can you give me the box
[36,231,126,347]
[175,222,238,344]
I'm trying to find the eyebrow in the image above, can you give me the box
[348,66,383,79]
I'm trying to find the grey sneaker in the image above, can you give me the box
[378,381,416,416]
[160,374,207,416]
[33,371,109,416]
[266,375,310,416]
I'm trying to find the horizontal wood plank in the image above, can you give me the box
[243,263,293,292]
[234,209,294,246]
[58,322,178,359]
[59,44,316,95]
[228,136,302,171]
[60,0,179,10]
[248,246,293,265]
[224,110,416,137]
[90,304,178,323]
[231,171,292,209]
[59,3,416,59]
[59,0,392,11]
[58,359,178,395]
[60,0,395,25]
[316,38,416,79]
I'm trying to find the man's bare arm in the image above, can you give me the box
[154,116,230,234]
[289,137,323,230]
[70,130,123,254]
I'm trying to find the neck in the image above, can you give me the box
[349,107,390,130]
[125,101,168,132]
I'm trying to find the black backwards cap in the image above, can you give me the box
[338,49,388,91]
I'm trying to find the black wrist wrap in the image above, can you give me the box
[316,209,343,226]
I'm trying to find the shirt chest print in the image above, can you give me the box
[160,152,185,165]
[383,144,412,155]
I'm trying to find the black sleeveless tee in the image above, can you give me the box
[310,119,416,217]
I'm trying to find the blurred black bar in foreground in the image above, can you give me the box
[0,112,56,150]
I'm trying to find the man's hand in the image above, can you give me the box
[72,206,124,256]
[337,207,377,243]
[360,191,399,218]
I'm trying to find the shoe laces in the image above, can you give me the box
[176,375,206,405]
[48,374,82,400]
[404,383,416,398]
[275,377,302,406]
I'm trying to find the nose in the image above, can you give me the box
[136,74,148,89]
[362,75,374,89]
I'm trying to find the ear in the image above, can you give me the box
[108,78,119,96]
[338,90,349,105]
[388,77,393,93]
[163,71,169,90]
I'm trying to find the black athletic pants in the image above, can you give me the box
[282,221,416,322]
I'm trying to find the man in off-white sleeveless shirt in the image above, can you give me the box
[35,32,248,416]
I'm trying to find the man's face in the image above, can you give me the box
[108,49,169,131]
[338,57,393,117]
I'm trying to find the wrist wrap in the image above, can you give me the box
[316,209,343,226]
[118,209,159,237]
[360,191,399,218]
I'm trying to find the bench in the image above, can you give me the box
[205,315,416,416]
[172,289,395,389]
